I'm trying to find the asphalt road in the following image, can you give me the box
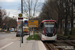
[0,32,20,48]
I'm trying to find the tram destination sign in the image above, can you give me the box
[28,20,38,27]
[45,22,55,24]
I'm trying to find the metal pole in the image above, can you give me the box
[20,31,21,47]
[32,28,34,38]
[29,0,30,37]
[21,0,23,43]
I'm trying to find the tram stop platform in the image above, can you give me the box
[1,35,46,50]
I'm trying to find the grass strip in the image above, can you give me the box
[27,34,39,40]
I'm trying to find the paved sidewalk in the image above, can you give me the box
[0,35,46,50]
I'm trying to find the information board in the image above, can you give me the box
[28,20,38,27]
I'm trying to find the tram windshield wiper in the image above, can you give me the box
[45,28,49,34]
[45,27,54,33]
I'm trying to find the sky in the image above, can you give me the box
[0,0,45,19]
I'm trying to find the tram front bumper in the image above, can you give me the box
[42,35,57,41]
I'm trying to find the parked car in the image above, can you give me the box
[16,30,24,37]
[11,28,15,31]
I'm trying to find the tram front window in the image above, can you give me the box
[44,22,55,34]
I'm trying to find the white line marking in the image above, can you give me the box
[0,42,14,50]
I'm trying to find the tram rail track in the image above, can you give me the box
[43,42,64,50]
[42,34,75,50]
[45,42,54,50]
[57,35,75,47]
[43,40,75,50]
[64,41,75,47]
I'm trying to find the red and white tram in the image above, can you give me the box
[39,20,57,41]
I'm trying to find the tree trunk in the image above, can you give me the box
[70,0,73,35]
[64,0,68,36]
[60,19,62,34]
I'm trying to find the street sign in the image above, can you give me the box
[18,18,23,21]
[24,20,28,25]
[28,20,38,27]
[18,13,23,21]
[19,13,22,17]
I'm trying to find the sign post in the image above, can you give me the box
[21,0,23,43]
[32,27,34,38]
[18,13,23,47]
[20,31,21,47]
[28,20,38,38]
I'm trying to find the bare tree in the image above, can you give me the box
[23,0,39,37]
[3,17,17,31]
[0,8,7,28]
[23,0,38,19]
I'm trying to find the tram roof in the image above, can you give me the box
[41,20,56,23]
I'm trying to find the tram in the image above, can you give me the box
[39,20,57,41]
